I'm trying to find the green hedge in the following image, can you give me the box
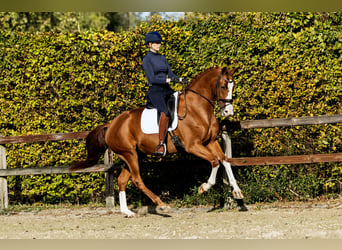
[0,13,341,206]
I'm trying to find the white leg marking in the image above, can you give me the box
[119,191,135,217]
[222,161,244,199]
[200,166,219,194]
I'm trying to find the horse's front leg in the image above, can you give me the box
[189,140,247,211]
[185,141,222,194]
[198,160,244,200]
[221,160,248,211]
[221,161,244,199]
[206,140,244,199]
[198,159,220,194]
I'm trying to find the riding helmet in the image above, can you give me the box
[144,31,165,45]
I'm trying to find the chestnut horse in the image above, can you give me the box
[70,66,247,216]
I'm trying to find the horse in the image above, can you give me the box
[70,66,247,216]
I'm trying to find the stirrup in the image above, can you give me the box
[155,143,167,157]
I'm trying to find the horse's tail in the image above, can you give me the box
[69,123,109,171]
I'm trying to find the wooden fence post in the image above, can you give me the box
[0,135,8,210]
[104,149,115,209]
[222,131,232,158]
[221,130,233,209]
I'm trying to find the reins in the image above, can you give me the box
[177,81,189,120]
[187,88,216,107]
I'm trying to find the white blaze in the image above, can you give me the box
[221,81,234,117]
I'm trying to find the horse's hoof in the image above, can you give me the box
[156,205,169,212]
[122,210,135,218]
[239,206,248,212]
[236,199,248,212]
[198,183,206,195]
[232,190,244,199]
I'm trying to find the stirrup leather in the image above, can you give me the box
[155,143,167,157]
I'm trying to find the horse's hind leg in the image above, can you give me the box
[117,166,135,217]
[117,151,167,216]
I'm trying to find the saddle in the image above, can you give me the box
[145,93,177,125]
[141,92,186,152]
[141,92,179,134]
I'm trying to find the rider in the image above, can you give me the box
[142,31,184,156]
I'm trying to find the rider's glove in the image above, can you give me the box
[170,77,180,83]
[181,78,189,84]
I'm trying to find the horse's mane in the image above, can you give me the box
[187,66,220,88]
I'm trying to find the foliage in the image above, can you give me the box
[0,12,341,206]
[0,12,139,33]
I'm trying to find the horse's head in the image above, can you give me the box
[187,66,238,118]
[215,67,238,117]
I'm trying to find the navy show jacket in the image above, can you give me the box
[142,51,179,86]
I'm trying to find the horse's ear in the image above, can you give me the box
[221,66,239,75]
[221,67,228,74]
[231,67,240,74]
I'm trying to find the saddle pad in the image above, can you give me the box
[141,92,179,134]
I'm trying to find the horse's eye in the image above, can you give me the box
[221,86,227,90]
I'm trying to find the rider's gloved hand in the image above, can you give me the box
[181,78,188,84]
[170,77,180,83]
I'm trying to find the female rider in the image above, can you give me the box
[142,31,185,156]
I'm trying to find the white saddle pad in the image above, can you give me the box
[141,92,179,134]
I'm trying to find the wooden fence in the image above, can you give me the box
[1,114,342,210]
[222,114,342,166]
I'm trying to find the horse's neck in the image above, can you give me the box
[189,68,219,101]
[180,69,219,124]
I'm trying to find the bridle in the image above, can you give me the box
[214,73,234,109]
[178,73,234,119]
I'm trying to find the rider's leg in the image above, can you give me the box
[155,112,170,156]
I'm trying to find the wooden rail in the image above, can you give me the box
[0,114,341,210]
[228,153,342,166]
[0,142,118,210]
[221,114,342,166]
[221,114,342,130]
[0,164,117,177]
[0,131,89,145]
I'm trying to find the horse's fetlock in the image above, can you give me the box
[207,180,216,188]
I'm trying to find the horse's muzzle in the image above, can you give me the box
[221,103,234,117]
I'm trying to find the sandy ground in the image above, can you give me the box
[1,199,342,239]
